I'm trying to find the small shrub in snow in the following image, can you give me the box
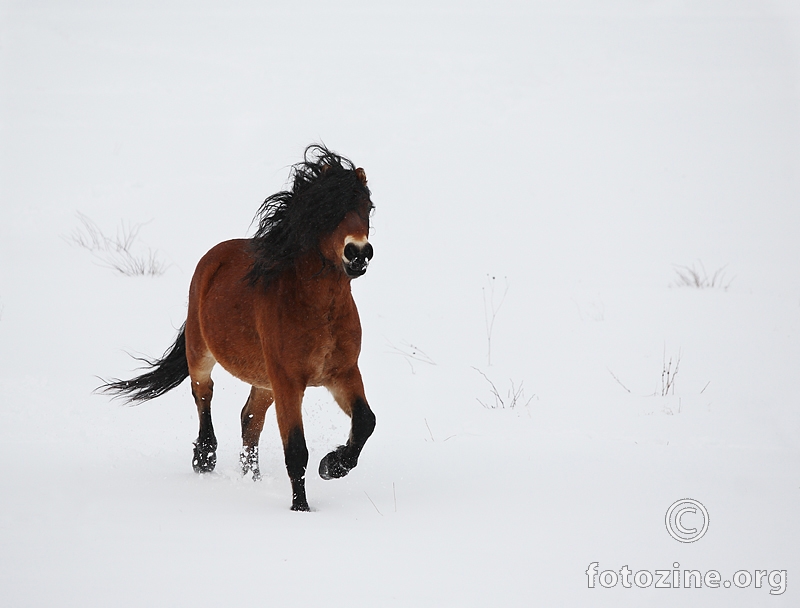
[68,212,167,277]
[660,347,681,396]
[472,367,534,409]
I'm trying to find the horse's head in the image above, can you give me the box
[323,168,374,279]
[248,146,375,287]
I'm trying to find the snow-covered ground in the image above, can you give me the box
[2,1,799,606]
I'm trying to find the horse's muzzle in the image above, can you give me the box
[343,242,374,278]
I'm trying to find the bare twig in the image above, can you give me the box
[507,378,534,408]
[386,339,436,374]
[482,275,508,366]
[661,346,681,396]
[424,418,436,442]
[607,367,632,393]
[472,366,504,408]
[364,491,383,516]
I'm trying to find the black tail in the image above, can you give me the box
[100,323,190,404]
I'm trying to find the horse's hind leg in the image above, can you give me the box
[240,386,274,480]
[320,368,376,480]
[186,343,218,473]
[190,374,217,472]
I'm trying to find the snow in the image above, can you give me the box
[1,1,799,606]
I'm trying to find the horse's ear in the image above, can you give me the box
[355,168,367,186]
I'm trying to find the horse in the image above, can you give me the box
[101,145,376,511]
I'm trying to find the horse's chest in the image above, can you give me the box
[304,314,358,385]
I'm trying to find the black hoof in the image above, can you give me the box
[193,441,217,473]
[319,445,356,480]
[291,500,311,512]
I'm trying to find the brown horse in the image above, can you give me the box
[102,145,376,511]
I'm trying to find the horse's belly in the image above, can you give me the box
[214,350,271,389]
[200,295,271,387]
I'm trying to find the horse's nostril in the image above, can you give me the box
[344,243,359,262]
[349,255,368,269]
[344,241,372,262]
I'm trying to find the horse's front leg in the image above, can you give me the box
[272,379,310,511]
[320,367,376,480]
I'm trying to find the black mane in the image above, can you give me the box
[247,145,372,287]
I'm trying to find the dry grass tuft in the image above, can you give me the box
[672,262,733,290]
[68,212,167,277]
